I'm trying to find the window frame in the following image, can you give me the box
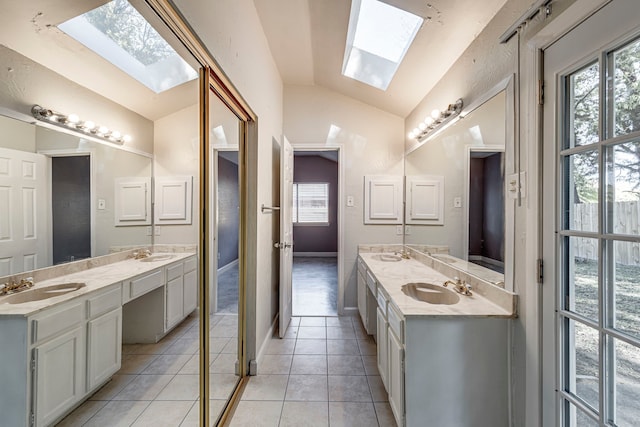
[292,182,330,226]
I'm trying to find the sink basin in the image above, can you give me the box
[401,282,460,305]
[139,254,175,262]
[373,254,402,262]
[1,283,86,304]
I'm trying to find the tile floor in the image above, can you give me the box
[292,257,338,316]
[229,315,396,427]
[56,313,240,427]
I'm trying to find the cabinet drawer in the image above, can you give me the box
[183,256,197,273]
[32,301,84,344]
[376,287,388,313]
[130,269,164,299]
[166,262,184,281]
[366,271,377,295]
[387,303,404,344]
[87,285,121,319]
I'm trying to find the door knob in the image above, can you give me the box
[274,242,292,249]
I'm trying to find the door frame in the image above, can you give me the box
[291,145,345,315]
[38,149,96,264]
[462,145,505,263]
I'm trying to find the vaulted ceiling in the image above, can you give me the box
[254,0,508,117]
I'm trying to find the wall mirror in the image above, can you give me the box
[0,0,200,276]
[404,76,515,290]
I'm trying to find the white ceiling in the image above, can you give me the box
[0,0,198,121]
[254,0,508,117]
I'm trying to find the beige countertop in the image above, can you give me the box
[0,252,195,317]
[358,251,516,318]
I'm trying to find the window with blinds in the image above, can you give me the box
[292,183,329,224]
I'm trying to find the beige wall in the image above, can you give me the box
[153,104,200,245]
[172,0,284,362]
[284,84,405,308]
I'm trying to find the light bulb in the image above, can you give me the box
[98,126,109,135]
[67,114,80,124]
[49,115,58,122]
[412,127,420,135]
[424,117,434,126]
[418,122,427,131]
[111,131,122,139]
[83,121,96,131]
[408,131,415,139]
[431,109,440,119]
[123,135,132,143]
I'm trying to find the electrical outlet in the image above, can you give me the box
[404,225,411,235]
[154,226,161,236]
[396,225,403,235]
[347,196,355,207]
[453,197,462,208]
[97,199,106,210]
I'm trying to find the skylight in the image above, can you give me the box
[59,0,197,93]
[343,0,423,90]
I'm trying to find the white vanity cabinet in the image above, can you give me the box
[357,258,368,331]
[356,256,378,336]
[376,286,389,390]
[165,257,198,332]
[387,303,404,427]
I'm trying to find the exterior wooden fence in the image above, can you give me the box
[573,201,640,266]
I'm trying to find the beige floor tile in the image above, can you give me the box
[83,400,150,427]
[162,337,199,355]
[279,401,329,427]
[241,374,288,401]
[329,402,379,427]
[112,374,174,401]
[142,354,191,375]
[326,317,353,327]
[367,375,388,402]
[265,338,296,355]
[285,375,328,401]
[119,354,158,374]
[210,324,237,338]
[357,338,377,356]
[290,355,328,375]
[300,317,326,327]
[283,325,299,339]
[221,338,240,354]
[290,317,301,326]
[210,337,231,354]
[326,326,356,340]
[328,355,365,376]
[298,326,327,339]
[362,355,380,375]
[211,373,240,400]
[132,400,193,426]
[228,401,282,427]
[294,339,326,355]
[55,400,107,426]
[211,353,237,374]
[88,374,137,401]
[258,354,293,374]
[374,401,398,427]
[327,339,360,355]
[155,374,199,400]
[328,375,372,402]
[180,400,228,426]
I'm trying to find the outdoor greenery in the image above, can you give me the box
[84,0,174,66]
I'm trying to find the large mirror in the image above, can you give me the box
[404,77,514,289]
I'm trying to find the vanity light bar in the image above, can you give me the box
[31,105,132,144]
[408,98,463,141]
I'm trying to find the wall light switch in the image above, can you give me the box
[97,199,106,210]
[347,196,355,207]
[453,197,462,208]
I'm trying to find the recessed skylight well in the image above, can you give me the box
[59,0,197,93]
[343,0,423,90]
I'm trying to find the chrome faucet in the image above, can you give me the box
[0,277,34,295]
[133,249,152,259]
[443,277,472,296]
[394,249,411,259]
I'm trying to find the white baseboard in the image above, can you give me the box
[217,258,239,274]
[254,314,279,376]
[342,306,358,316]
[293,252,337,257]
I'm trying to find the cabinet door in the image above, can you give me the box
[166,276,184,330]
[376,307,389,391]
[183,268,198,315]
[87,308,122,391]
[388,329,404,427]
[34,326,85,427]
[357,271,367,330]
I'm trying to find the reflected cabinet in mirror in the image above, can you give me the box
[404,77,515,289]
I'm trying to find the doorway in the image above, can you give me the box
[291,150,339,316]
[467,149,504,273]
[51,155,92,264]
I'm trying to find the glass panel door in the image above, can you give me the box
[543,3,640,425]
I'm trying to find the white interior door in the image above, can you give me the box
[0,147,46,275]
[279,136,294,338]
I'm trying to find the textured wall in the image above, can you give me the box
[217,156,240,267]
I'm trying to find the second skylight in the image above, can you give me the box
[343,0,423,90]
